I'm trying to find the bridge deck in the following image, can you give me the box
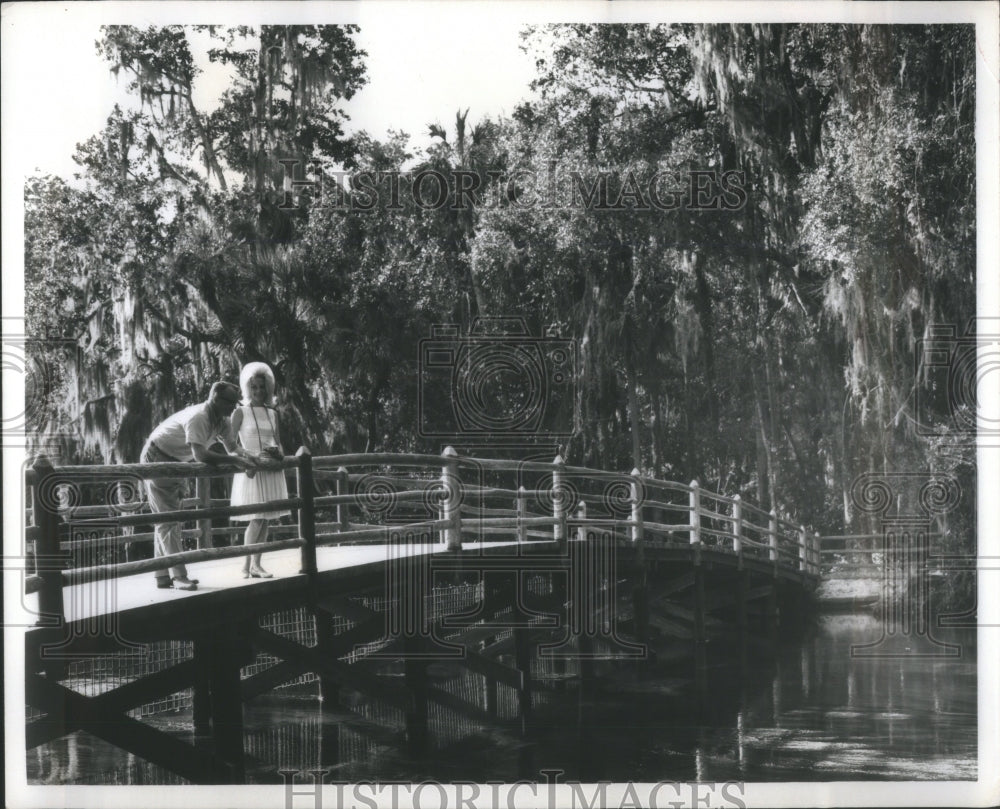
[23,539,549,652]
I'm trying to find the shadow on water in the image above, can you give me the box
[28,614,976,784]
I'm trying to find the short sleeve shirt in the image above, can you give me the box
[148,403,235,460]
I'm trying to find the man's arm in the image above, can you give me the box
[190,442,256,470]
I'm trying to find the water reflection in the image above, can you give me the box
[28,614,975,784]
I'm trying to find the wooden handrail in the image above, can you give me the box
[70,498,303,528]
[25,448,823,623]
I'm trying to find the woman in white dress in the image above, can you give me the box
[230,362,290,578]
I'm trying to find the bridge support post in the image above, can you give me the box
[404,636,429,759]
[693,566,707,681]
[514,628,533,737]
[767,584,779,648]
[737,570,750,670]
[578,629,595,700]
[192,637,212,736]
[315,607,341,766]
[208,632,249,782]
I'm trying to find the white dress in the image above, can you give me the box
[230,405,290,521]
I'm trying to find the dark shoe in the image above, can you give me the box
[156,579,173,589]
[173,577,198,591]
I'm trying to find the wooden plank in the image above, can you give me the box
[26,674,228,783]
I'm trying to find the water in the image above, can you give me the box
[27,614,976,784]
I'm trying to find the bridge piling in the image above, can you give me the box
[192,637,212,736]
[207,630,250,782]
[314,606,342,766]
[404,636,429,759]
[514,628,533,737]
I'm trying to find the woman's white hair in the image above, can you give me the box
[239,362,276,405]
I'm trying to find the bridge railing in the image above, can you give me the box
[23,447,820,627]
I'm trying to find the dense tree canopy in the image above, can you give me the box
[25,23,976,550]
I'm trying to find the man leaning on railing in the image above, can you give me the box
[140,381,257,591]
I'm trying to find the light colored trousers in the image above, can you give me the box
[142,443,190,582]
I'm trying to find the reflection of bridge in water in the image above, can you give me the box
[23,450,822,783]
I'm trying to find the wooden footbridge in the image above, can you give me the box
[21,449,822,783]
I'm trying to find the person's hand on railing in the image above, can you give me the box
[254,445,283,470]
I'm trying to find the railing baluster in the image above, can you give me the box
[689,480,701,546]
[799,525,807,573]
[441,446,461,551]
[336,466,348,532]
[553,455,566,547]
[196,477,211,550]
[732,494,743,561]
[630,468,644,547]
[516,486,527,544]
[769,509,778,572]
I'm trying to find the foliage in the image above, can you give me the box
[25,22,976,577]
